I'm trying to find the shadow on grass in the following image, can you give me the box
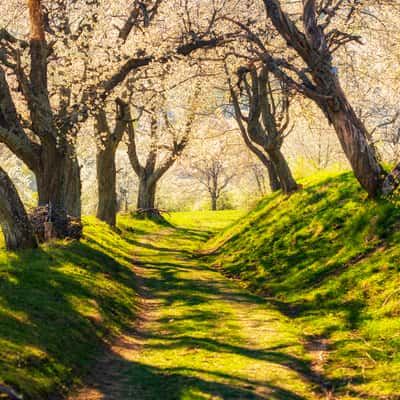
[0,237,139,399]
[123,236,192,256]
[73,250,321,399]
[169,223,214,242]
[119,237,344,399]
[79,353,309,400]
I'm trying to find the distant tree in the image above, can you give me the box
[190,142,236,211]
[127,90,198,216]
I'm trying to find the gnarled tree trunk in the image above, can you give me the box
[316,77,384,196]
[228,66,296,194]
[263,0,386,197]
[0,167,37,250]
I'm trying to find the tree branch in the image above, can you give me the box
[102,37,223,96]
[127,108,144,176]
[0,67,40,170]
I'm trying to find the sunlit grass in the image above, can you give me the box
[0,217,139,399]
[207,170,400,398]
[112,212,319,399]
[0,211,245,400]
[2,178,400,399]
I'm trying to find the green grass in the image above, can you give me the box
[103,212,321,399]
[2,174,400,399]
[0,211,245,400]
[0,217,139,399]
[167,210,246,235]
[206,170,400,399]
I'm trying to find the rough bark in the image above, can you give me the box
[321,82,384,196]
[267,162,281,192]
[36,144,81,219]
[0,167,37,250]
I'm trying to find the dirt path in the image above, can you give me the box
[69,226,325,400]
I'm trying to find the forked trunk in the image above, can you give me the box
[0,167,37,250]
[96,147,118,226]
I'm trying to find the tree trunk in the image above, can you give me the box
[265,160,281,192]
[63,152,81,218]
[246,144,281,192]
[319,80,383,196]
[96,146,118,226]
[35,143,81,237]
[137,176,156,210]
[269,148,298,194]
[263,0,386,197]
[211,193,217,211]
[0,167,37,250]
[36,155,81,215]
[302,2,383,197]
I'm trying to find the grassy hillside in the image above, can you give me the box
[0,211,243,400]
[206,171,400,399]
[0,217,139,399]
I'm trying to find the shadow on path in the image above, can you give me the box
[69,224,339,400]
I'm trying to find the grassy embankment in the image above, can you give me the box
[0,211,242,400]
[0,217,140,399]
[206,170,400,398]
[2,170,400,399]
